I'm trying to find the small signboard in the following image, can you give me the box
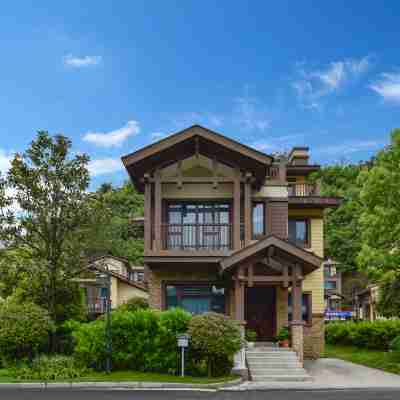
[177,334,190,348]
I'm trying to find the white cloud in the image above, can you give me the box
[63,54,102,68]
[293,57,371,108]
[233,95,270,131]
[88,158,123,177]
[316,139,383,156]
[370,72,400,103]
[0,150,12,176]
[83,120,140,148]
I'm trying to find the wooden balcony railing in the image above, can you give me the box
[288,182,320,197]
[162,223,233,251]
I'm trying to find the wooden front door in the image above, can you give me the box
[245,286,276,341]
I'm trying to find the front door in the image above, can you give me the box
[245,286,276,341]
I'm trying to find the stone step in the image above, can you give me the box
[246,353,298,359]
[251,374,312,382]
[247,360,302,368]
[247,346,292,351]
[251,368,307,375]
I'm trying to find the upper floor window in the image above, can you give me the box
[252,202,265,238]
[288,218,310,247]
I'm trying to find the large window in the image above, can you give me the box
[252,202,265,238]
[166,202,231,250]
[165,284,225,314]
[288,218,310,247]
[288,293,312,324]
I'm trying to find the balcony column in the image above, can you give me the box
[144,174,152,252]
[244,173,252,246]
[233,168,241,250]
[154,169,162,251]
[291,263,304,364]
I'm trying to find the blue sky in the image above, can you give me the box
[0,1,399,189]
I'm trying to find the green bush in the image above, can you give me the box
[245,328,257,342]
[0,299,54,363]
[118,297,149,312]
[72,308,191,373]
[11,355,87,381]
[188,312,243,377]
[326,320,400,350]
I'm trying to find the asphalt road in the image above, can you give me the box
[1,390,400,400]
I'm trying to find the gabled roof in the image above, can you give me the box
[220,235,323,275]
[121,125,273,192]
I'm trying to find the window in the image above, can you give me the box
[165,284,225,315]
[325,281,337,290]
[288,293,312,324]
[288,218,309,247]
[252,202,265,237]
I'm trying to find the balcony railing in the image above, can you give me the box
[288,182,319,197]
[87,297,108,314]
[162,223,232,251]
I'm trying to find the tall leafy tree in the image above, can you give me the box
[0,132,107,323]
[357,129,400,278]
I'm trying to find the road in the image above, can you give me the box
[1,390,400,400]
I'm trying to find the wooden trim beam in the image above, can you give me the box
[244,177,252,246]
[212,157,218,189]
[233,168,241,250]
[144,180,152,251]
[248,263,254,287]
[292,263,303,322]
[154,170,162,251]
[237,275,294,283]
[177,160,183,189]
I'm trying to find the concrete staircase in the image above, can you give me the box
[246,343,312,382]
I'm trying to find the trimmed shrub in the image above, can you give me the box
[118,297,149,312]
[72,308,191,373]
[0,299,54,363]
[390,336,400,360]
[188,312,243,377]
[326,320,400,350]
[11,355,87,381]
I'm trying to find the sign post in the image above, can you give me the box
[177,334,190,377]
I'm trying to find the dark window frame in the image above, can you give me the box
[288,217,311,248]
[252,201,265,239]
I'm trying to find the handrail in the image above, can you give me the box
[288,182,319,197]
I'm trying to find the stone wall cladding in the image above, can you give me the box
[303,314,325,359]
[147,267,218,310]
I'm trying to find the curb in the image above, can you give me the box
[0,377,243,391]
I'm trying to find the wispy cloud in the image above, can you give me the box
[88,158,123,177]
[293,57,371,108]
[233,94,270,131]
[251,133,306,153]
[150,132,165,140]
[63,54,102,68]
[83,120,140,148]
[316,139,383,156]
[0,149,13,176]
[370,72,400,103]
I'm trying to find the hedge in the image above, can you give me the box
[326,320,400,350]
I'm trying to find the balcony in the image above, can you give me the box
[288,182,319,197]
[161,223,233,251]
[87,297,108,314]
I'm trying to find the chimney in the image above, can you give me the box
[288,147,310,165]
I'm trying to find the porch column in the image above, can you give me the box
[233,168,241,250]
[291,264,304,364]
[233,272,247,376]
[144,177,152,252]
[154,170,162,251]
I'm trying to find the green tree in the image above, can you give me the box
[0,132,107,323]
[376,271,400,318]
[312,164,365,272]
[357,129,400,278]
[94,181,144,265]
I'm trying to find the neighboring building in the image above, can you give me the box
[121,125,340,368]
[79,255,148,316]
[354,284,380,321]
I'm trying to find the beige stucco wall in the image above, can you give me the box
[110,276,148,308]
[162,182,233,199]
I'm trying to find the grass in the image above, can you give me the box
[324,344,400,375]
[0,368,237,384]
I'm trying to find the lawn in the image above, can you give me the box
[325,344,400,375]
[0,368,237,384]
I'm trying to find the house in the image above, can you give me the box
[354,284,380,321]
[121,125,340,370]
[323,259,352,320]
[79,255,148,315]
